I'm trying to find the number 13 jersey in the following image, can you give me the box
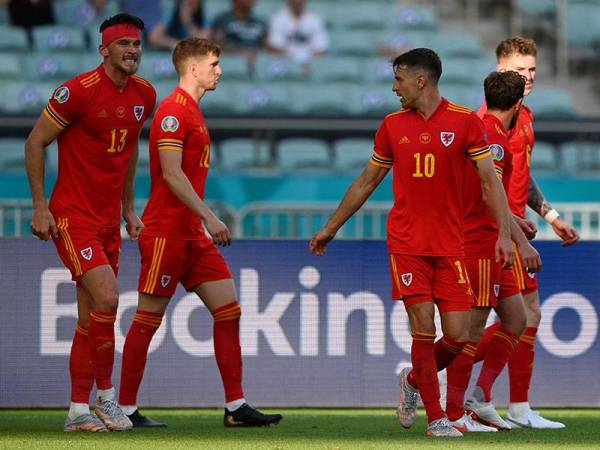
[371,98,490,256]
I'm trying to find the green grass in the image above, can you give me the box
[0,409,599,449]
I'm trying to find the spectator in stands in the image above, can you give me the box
[166,0,208,40]
[210,0,267,52]
[6,0,54,46]
[268,0,328,64]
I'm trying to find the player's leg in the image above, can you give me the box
[64,287,107,432]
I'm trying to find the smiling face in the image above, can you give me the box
[102,37,142,75]
[497,53,536,96]
[392,64,423,109]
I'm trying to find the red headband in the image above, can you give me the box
[101,23,141,47]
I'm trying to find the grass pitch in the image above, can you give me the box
[0,408,598,449]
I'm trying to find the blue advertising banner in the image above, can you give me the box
[0,240,598,407]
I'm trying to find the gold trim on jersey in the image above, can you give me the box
[143,237,166,293]
[468,146,491,160]
[512,243,526,289]
[44,104,69,129]
[384,109,409,119]
[447,102,473,114]
[80,72,100,88]
[389,254,402,292]
[131,74,151,87]
[57,218,83,276]
[371,150,393,168]
[175,93,187,106]
[477,258,491,307]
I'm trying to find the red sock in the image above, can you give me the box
[88,310,117,390]
[476,326,519,402]
[407,336,465,388]
[212,302,244,402]
[474,322,501,363]
[446,341,477,421]
[118,310,163,406]
[509,327,537,403]
[411,332,444,423]
[70,324,94,404]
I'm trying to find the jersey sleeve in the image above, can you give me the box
[43,79,85,131]
[153,103,188,152]
[370,120,394,168]
[488,142,506,180]
[466,113,491,161]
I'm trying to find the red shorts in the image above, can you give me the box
[499,267,521,300]
[389,254,474,313]
[52,217,121,284]
[138,234,232,297]
[464,257,521,308]
[513,243,538,295]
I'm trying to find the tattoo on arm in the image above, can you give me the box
[528,176,553,217]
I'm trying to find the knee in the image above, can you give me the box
[525,302,542,327]
[445,328,469,342]
[93,288,119,312]
[468,326,484,343]
[505,313,527,337]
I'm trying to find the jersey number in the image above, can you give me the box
[413,153,435,178]
[200,144,210,168]
[454,260,467,284]
[107,129,128,153]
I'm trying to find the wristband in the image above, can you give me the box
[544,209,559,224]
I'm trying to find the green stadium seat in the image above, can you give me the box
[0,138,25,170]
[517,0,556,17]
[200,80,244,115]
[379,31,428,56]
[137,139,151,170]
[23,53,81,82]
[428,33,483,59]
[440,83,482,110]
[364,57,394,84]
[53,0,98,27]
[0,5,8,25]
[0,53,22,80]
[442,58,495,86]
[328,3,388,30]
[32,25,87,51]
[138,52,177,82]
[333,138,372,172]
[347,83,400,117]
[310,56,361,82]
[218,138,269,171]
[567,4,600,47]
[531,141,559,175]
[289,83,351,115]
[329,30,383,56]
[392,5,438,31]
[220,54,250,80]
[0,26,28,51]
[0,81,54,114]
[253,0,281,18]
[277,138,331,171]
[526,87,577,119]
[237,82,291,115]
[560,141,600,175]
[254,55,305,81]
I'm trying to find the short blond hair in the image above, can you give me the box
[496,37,537,60]
[172,38,221,76]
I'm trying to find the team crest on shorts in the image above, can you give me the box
[401,272,413,287]
[493,284,500,297]
[53,86,70,104]
[440,131,455,147]
[133,105,144,122]
[489,144,504,161]
[80,247,93,261]
[527,271,536,279]
[161,116,179,132]
[160,275,172,287]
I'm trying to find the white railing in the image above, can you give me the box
[2,200,599,240]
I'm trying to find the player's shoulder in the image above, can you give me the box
[72,67,103,90]
[156,90,189,114]
[520,103,534,121]
[382,108,411,122]
[130,74,155,92]
[446,100,475,115]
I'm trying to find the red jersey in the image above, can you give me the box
[463,113,513,256]
[44,64,156,227]
[372,98,490,256]
[478,103,534,218]
[142,87,212,240]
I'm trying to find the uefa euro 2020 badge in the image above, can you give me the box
[489,144,504,161]
[161,116,179,132]
[53,86,70,104]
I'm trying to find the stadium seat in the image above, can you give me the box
[289,83,351,115]
[0,5,8,25]
[440,83,482,110]
[277,138,331,171]
[220,54,250,80]
[0,53,22,80]
[328,3,387,30]
[517,0,556,17]
[567,4,600,47]
[53,0,98,27]
[200,81,245,115]
[347,83,401,117]
[32,25,87,51]
[23,53,81,82]
[531,141,559,175]
[442,58,495,86]
[219,138,269,171]
[254,55,305,81]
[560,141,600,175]
[0,138,25,170]
[329,30,383,56]
[333,138,373,172]
[310,57,362,83]
[379,31,428,56]
[138,52,177,82]
[0,26,28,51]
[428,33,483,59]
[526,87,577,119]
[137,139,151,170]
[391,5,438,31]
[237,82,291,115]
[363,57,395,84]
[0,81,54,114]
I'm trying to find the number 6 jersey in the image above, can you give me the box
[371,98,490,257]
[45,64,156,227]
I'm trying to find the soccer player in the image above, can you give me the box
[310,48,514,438]
[475,37,579,429]
[117,37,283,428]
[445,71,541,432]
[24,13,156,432]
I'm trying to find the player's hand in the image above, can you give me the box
[551,217,579,247]
[515,216,537,240]
[517,241,542,273]
[124,211,144,240]
[30,207,58,241]
[206,215,231,246]
[309,229,335,256]
[495,236,515,269]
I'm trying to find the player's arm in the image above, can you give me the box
[528,175,579,246]
[159,150,231,246]
[472,155,514,267]
[309,163,389,255]
[121,131,144,239]
[24,113,62,240]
